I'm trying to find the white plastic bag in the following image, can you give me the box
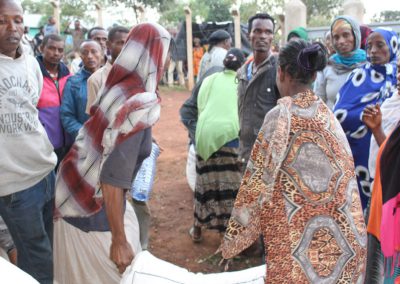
[121,251,266,284]
[186,144,197,192]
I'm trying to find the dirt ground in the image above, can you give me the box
[147,86,262,274]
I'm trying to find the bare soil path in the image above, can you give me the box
[148,87,262,273]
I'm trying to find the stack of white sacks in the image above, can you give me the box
[121,251,266,284]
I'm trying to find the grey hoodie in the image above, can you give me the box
[0,48,56,196]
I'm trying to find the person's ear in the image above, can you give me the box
[278,65,285,82]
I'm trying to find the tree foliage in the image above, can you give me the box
[372,10,400,23]
[22,0,95,30]
[21,0,53,26]
[22,0,345,30]
[303,0,344,27]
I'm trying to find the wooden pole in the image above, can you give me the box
[231,5,241,49]
[184,7,194,91]
[50,0,60,34]
[94,3,104,27]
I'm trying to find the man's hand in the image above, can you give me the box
[101,183,133,274]
[110,239,134,274]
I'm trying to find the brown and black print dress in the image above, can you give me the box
[220,91,367,283]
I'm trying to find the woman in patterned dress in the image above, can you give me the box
[334,28,398,211]
[220,40,367,283]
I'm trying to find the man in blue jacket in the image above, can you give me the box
[61,39,101,138]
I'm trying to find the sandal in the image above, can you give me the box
[189,226,202,243]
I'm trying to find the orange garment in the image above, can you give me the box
[367,137,389,240]
[245,54,253,65]
[193,47,204,76]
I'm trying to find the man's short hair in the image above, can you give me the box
[41,34,63,47]
[87,26,106,39]
[108,26,130,42]
[79,39,101,52]
[248,13,275,33]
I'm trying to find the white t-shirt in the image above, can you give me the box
[0,49,57,196]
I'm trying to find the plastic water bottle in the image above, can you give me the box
[131,142,160,201]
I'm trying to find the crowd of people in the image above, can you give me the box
[1,0,400,283]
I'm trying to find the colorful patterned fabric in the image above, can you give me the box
[55,23,171,217]
[333,28,398,210]
[36,55,72,150]
[221,91,367,283]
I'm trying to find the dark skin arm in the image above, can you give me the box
[101,183,134,274]
[362,104,386,146]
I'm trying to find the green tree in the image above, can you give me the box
[202,0,233,22]
[22,0,95,30]
[303,0,344,27]
[240,0,344,27]
[158,0,234,27]
[372,10,400,23]
[21,0,53,26]
[239,1,258,24]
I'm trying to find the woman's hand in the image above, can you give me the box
[362,104,382,131]
[362,104,386,146]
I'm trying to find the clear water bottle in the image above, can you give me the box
[131,142,160,201]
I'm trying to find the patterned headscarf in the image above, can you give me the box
[366,27,399,64]
[56,23,171,217]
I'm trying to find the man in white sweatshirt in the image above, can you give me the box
[0,1,57,283]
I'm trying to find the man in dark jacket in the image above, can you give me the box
[36,34,73,168]
[237,13,279,167]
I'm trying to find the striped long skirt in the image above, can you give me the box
[194,146,242,232]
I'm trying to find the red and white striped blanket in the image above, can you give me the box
[55,23,171,217]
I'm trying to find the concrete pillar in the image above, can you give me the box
[94,3,104,27]
[49,0,60,34]
[284,0,306,43]
[184,7,194,91]
[231,5,241,49]
[343,0,365,24]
